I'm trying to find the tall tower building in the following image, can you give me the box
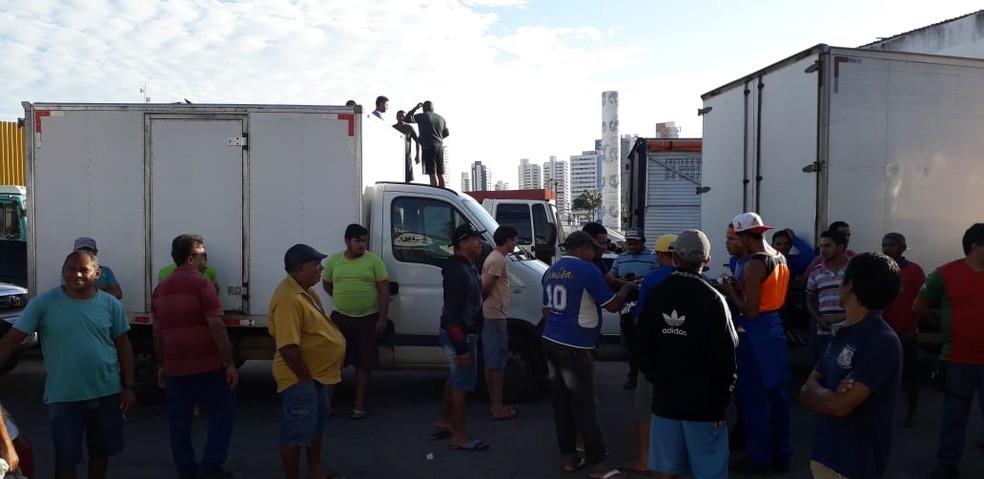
[517,158,543,190]
[461,172,472,192]
[542,155,571,219]
[600,91,620,228]
[471,161,491,191]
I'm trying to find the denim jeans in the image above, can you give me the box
[541,338,606,464]
[937,362,984,465]
[164,369,236,476]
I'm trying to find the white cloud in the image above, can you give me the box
[461,0,529,7]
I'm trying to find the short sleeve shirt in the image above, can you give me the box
[152,267,226,376]
[812,313,902,478]
[268,276,347,392]
[322,251,388,318]
[482,250,509,320]
[807,261,847,334]
[542,256,616,349]
[14,287,129,403]
[917,259,984,364]
[881,259,925,336]
[610,248,658,278]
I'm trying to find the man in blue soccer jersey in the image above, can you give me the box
[541,230,637,474]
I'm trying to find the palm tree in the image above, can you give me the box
[572,190,603,221]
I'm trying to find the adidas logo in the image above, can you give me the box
[663,310,686,327]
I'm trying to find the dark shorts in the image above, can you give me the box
[422,147,444,175]
[481,319,509,370]
[46,394,125,469]
[279,381,329,447]
[332,311,380,369]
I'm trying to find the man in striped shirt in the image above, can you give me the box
[806,230,850,360]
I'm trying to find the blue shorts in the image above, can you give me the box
[439,329,478,391]
[481,319,509,370]
[46,394,125,469]
[649,415,729,478]
[279,381,329,447]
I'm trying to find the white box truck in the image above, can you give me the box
[22,102,550,401]
[625,138,704,242]
[699,45,984,278]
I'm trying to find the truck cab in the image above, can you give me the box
[0,185,27,286]
[474,197,565,265]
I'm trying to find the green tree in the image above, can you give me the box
[572,190,603,221]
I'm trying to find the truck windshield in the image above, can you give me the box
[461,196,534,260]
[0,200,21,240]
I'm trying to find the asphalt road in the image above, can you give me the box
[1,350,982,478]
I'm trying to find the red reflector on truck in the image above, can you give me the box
[133,316,152,324]
[222,318,241,326]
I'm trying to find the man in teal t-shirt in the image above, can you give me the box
[322,223,389,419]
[0,250,135,477]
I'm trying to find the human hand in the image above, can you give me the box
[157,368,166,389]
[836,378,856,394]
[457,352,473,368]
[375,319,388,338]
[225,364,239,389]
[119,387,137,414]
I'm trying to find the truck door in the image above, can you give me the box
[383,193,472,365]
[149,117,246,312]
[531,202,558,264]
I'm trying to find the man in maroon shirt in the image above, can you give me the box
[152,234,237,479]
[880,232,926,426]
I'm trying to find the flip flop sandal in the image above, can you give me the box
[588,470,626,479]
[491,408,519,421]
[428,429,452,440]
[619,464,656,477]
[350,409,368,420]
[564,456,587,473]
[451,439,490,451]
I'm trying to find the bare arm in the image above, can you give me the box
[799,370,873,418]
[0,407,18,471]
[321,279,334,296]
[806,291,830,330]
[481,272,498,298]
[604,272,628,290]
[113,333,136,413]
[0,329,27,369]
[375,279,390,337]
[602,282,638,313]
[205,315,238,388]
[278,344,312,384]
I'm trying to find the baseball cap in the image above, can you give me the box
[284,243,327,269]
[73,237,98,251]
[672,230,711,261]
[653,234,678,253]
[449,223,486,247]
[731,212,774,234]
[562,230,604,250]
[625,228,644,241]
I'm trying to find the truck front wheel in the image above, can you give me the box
[503,331,546,404]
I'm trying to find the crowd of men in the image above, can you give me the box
[0,215,982,479]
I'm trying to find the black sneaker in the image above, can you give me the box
[930,463,959,479]
[729,460,773,476]
[197,470,234,479]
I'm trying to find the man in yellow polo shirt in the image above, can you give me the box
[269,244,346,479]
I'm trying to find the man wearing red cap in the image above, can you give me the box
[719,212,793,475]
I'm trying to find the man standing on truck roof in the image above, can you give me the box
[322,224,390,421]
[718,212,793,476]
[481,225,520,421]
[915,224,984,479]
[0,250,136,479]
[880,232,925,428]
[541,231,637,475]
[269,244,346,479]
[371,95,388,120]
[800,252,903,479]
[152,234,237,479]
[610,227,657,391]
[392,110,420,184]
[807,230,850,360]
[404,100,449,188]
[72,237,123,299]
[431,223,489,451]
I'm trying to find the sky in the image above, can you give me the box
[2,0,981,188]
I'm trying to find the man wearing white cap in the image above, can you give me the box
[719,212,793,475]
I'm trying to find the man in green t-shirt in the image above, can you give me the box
[322,223,390,420]
[159,257,220,294]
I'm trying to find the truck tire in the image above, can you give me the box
[503,331,546,404]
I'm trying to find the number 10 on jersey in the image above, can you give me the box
[545,284,568,311]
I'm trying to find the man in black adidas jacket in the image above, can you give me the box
[638,229,738,479]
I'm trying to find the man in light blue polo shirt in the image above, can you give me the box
[0,250,135,479]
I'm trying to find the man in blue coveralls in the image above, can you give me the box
[718,213,793,475]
